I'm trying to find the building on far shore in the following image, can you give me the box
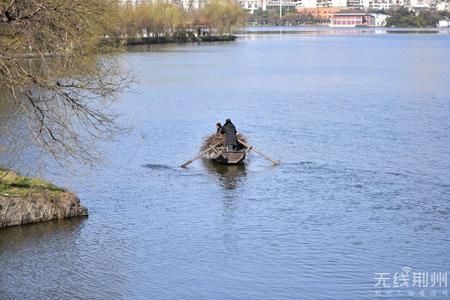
[330,12,373,27]
[265,0,301,9]
[330,12,388,27]
[316,0,347,7]
[435,0,450,11]
[346,0,363,10]
[437,19,450,27]
[297,7,344,19]
[297,0,318,7]
[296,0,347,8]
[360,0,408,10]
[121,0,450,13]
[239,0,267,13]
[410,0,433,8]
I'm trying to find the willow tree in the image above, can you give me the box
[127,3,185,38]
[0,0,130,164]
[201,0,246,34]
[118,3,140,38]
[159,3,185,35]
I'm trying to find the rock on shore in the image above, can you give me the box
[0,191,88,228]
[0,192,88,228]
[0,169,88,228]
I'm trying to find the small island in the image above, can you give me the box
[0,168,87,228]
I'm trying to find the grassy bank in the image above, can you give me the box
[0,168,65,198]
[0,167,88,228]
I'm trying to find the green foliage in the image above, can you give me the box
[202,0,247,34]
[386,7,447,27]
[0,169,65,197]
[247,8,326,25]
[117,2,185,37]
[368,9,387,14]
[247,8,281,25]
[118,0,246,37]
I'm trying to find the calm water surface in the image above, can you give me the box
[1,31,450,299]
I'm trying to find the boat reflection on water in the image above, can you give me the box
[201,159,247,190]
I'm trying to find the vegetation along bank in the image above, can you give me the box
[0,168,88,228]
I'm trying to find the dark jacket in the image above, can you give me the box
[220,121,237,147]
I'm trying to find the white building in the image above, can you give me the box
[409,0,432,8]
[437,19,450,27]
[239,0,267,12]
[316,0,347,6]
[362,0,409,10]
[331,0,348,6]
[266,0,301,9]
[435,1,449,11]
[297,0,318,7]
[346,0,363,9]
[119,0,207,10]
[361,0,370,9]
[370,13,389,25]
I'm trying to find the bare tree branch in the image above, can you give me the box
[0,0,132,166]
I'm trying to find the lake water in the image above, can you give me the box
[1,29,450,299]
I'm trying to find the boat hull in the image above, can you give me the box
[213,150,246,165]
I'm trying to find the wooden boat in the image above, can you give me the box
[180,135,279,168]
[212,150,246,165]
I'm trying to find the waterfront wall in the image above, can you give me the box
[0,192,88,228]
[125,34,237,45]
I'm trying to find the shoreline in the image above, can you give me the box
[236,26,445,34]
[125,35,237,46]
[0,169,88,228]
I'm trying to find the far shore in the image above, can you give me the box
[235,26,445,34]
[124,34,237,46]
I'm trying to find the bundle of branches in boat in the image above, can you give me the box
[200,133,248,159]
[180,132,279,167]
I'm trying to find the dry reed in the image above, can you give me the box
[200,132,248,158]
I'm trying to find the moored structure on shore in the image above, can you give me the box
[330,12,388,27]
[437,19,450,27]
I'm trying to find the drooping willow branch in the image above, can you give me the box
[0,0,132,165]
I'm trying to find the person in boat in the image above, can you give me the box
[220,119,238,151]
[216,122,222,134]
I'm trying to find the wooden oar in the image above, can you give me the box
[180,141,222,168]
[209,145,220,154]
[238,139,280,165]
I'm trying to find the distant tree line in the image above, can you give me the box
[117,0,246,37]
[384,7,450,27]
[248,8,327,26]
[248,6,450,27]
